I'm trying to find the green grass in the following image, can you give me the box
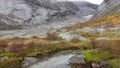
[0,53,12,58]
[83,49,113,62]
[0,52,21,58]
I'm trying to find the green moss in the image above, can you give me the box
[0,53,12,58]
[0,52,22,59]
[83,50,113,62]
[83,50,95,62]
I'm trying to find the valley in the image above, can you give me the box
[0,0,120,68]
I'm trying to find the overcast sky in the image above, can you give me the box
[59,0,104,4]
[84,0,104,4]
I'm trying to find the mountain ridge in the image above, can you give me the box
[93,0,120,18]
[0,0,98,29]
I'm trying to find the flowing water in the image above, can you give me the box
[27,50,83,68]
[29,54,74,68]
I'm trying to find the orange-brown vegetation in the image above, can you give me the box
[66,13,120,30]
[93,40,120,54]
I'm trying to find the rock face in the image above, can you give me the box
[59,32,90,42]
[22,57,37,67]
[69,55,91,68]
[69,55,86,64]
[0,56,9,62]
[93,0,120,18]
[0,0,98,28]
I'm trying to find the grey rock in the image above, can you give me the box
[22,57,37,67]
[59,32,90,42]
[93,0,120,18]
[69,55,86,64]
[0,56,9,62]
[96,28,108,35]
[0,0,98,27]
[109,27,120,35]
[0,0,98,37]
[76,27,96,33]
[100,61,110,68]
[92,63,100,68]
[92,61,110,68]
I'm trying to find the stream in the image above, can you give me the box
[30,54,73,68]
[24,50,83,68]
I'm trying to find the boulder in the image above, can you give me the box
[59,32,90,42]
[69,55,86,64]
[92,61,110,68]
[100,61,110,68]
[96,28,107,35]
[0,56,9,62]
[92,63,100,68]
[109,27,120,35]
[47,29,59,39]
[69,55,92,68]
[76,27,96,33]
[22,57,37,67]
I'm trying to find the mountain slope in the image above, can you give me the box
[93,0,120,18]
[67,0,120,30]
[0,0,98,29]
[67,13,120,30]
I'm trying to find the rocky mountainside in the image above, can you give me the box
[93,0,120,18]
[0,0,98,29]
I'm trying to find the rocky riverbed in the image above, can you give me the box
[22,50,84,68]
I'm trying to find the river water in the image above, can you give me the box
[29,54,74,68]
[27,50,83,68]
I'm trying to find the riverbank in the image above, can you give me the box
[0,37,93,68]
[0,35,120,68]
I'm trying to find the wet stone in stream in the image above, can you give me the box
[22,57,37,67]
[69,55,86,64]
[69,55,91,68]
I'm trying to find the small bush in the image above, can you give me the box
[31,36,39,39]
[47,30,59,40]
